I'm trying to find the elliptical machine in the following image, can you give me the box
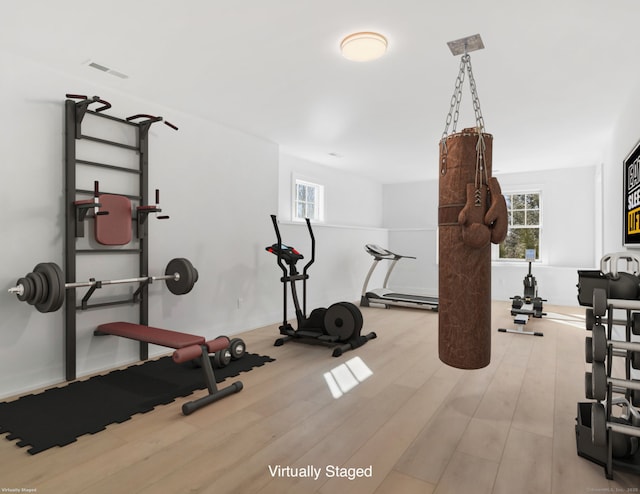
[265,214,377,357]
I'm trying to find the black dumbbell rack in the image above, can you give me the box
[64,95,169,381]
[576,255,640,479]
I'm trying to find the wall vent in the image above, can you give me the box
[85,60,129,79]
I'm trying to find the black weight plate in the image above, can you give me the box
[26,272,43,305]
[585,308,595,331]
[47,262,65,312]
[213,348,231,368]
[634,313,640,336]
[229,338,246,360]
[34,263,63,313]
[592,325,607,363]
[324,302,357,341]
[633,387,640,408]
[591,402,607,447]
[165,258,197,295]
[585,337,593,364]
[33,271,49,305]
[585,372,593,400]
[633,351,640,370]
[593,288,607,317]
[16,276,33,302]
[592,361,607,402]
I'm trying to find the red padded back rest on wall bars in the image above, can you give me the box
[95,194,132,246]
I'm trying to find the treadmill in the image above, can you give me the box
[360,244,438,311]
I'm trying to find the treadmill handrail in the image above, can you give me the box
[362,244,418,292]
[365,244,416,261]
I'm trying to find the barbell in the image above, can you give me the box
[8,257,198,313]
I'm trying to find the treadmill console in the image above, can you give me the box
[365,244,393,259]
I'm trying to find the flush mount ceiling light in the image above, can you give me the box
[340,32,388,62]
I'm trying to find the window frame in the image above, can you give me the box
[292,177,325,223]
[494,189,543,262]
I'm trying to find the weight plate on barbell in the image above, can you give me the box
[25,271,43,305]
[165,258,197,295]
[16,276,33,302]
[33,271,49,305]
[34,262,64,313]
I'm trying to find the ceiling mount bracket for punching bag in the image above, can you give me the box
[446,33,485,56]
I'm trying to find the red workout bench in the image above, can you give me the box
[95,322,243,415]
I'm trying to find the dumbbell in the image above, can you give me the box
[590,324,640,363]
[592,287,640,317]
[590,361,640,402]
[591,402,640,458]
[229,338,246,360]
[584,307,631,331]
[212,337,246,368]
[585,335,629,364]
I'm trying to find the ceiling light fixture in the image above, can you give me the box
[340,32,388,62]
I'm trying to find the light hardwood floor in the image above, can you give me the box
[1,301,639,493]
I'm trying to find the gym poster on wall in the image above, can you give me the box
[625,139,640,245]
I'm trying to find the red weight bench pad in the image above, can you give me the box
[95,322,243,414]
[96,322,205,349]
[94,194,132,245]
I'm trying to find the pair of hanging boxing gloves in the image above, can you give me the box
[457,177,508,248]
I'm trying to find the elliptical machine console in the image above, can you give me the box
[265,215,377,357]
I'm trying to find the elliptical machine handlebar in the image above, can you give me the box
[302,217,315,277]
[270,215,288,279]
[269,214,316,274]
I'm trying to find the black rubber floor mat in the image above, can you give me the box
[0,353,274,454]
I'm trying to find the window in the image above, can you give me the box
[293,179,324,222]
[499,191,541,260]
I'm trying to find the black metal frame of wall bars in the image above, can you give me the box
[64,98,161,381]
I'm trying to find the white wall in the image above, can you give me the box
[278,154,383,227]
[382,181,438,296]
[381,165,598,306]
[275,153,387,317]
[0,51,279,398]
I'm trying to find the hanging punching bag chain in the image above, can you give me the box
[440,53,487,177]
[466,55,485,134]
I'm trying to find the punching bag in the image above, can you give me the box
[437,42,508,369]
[438,128,493,369]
